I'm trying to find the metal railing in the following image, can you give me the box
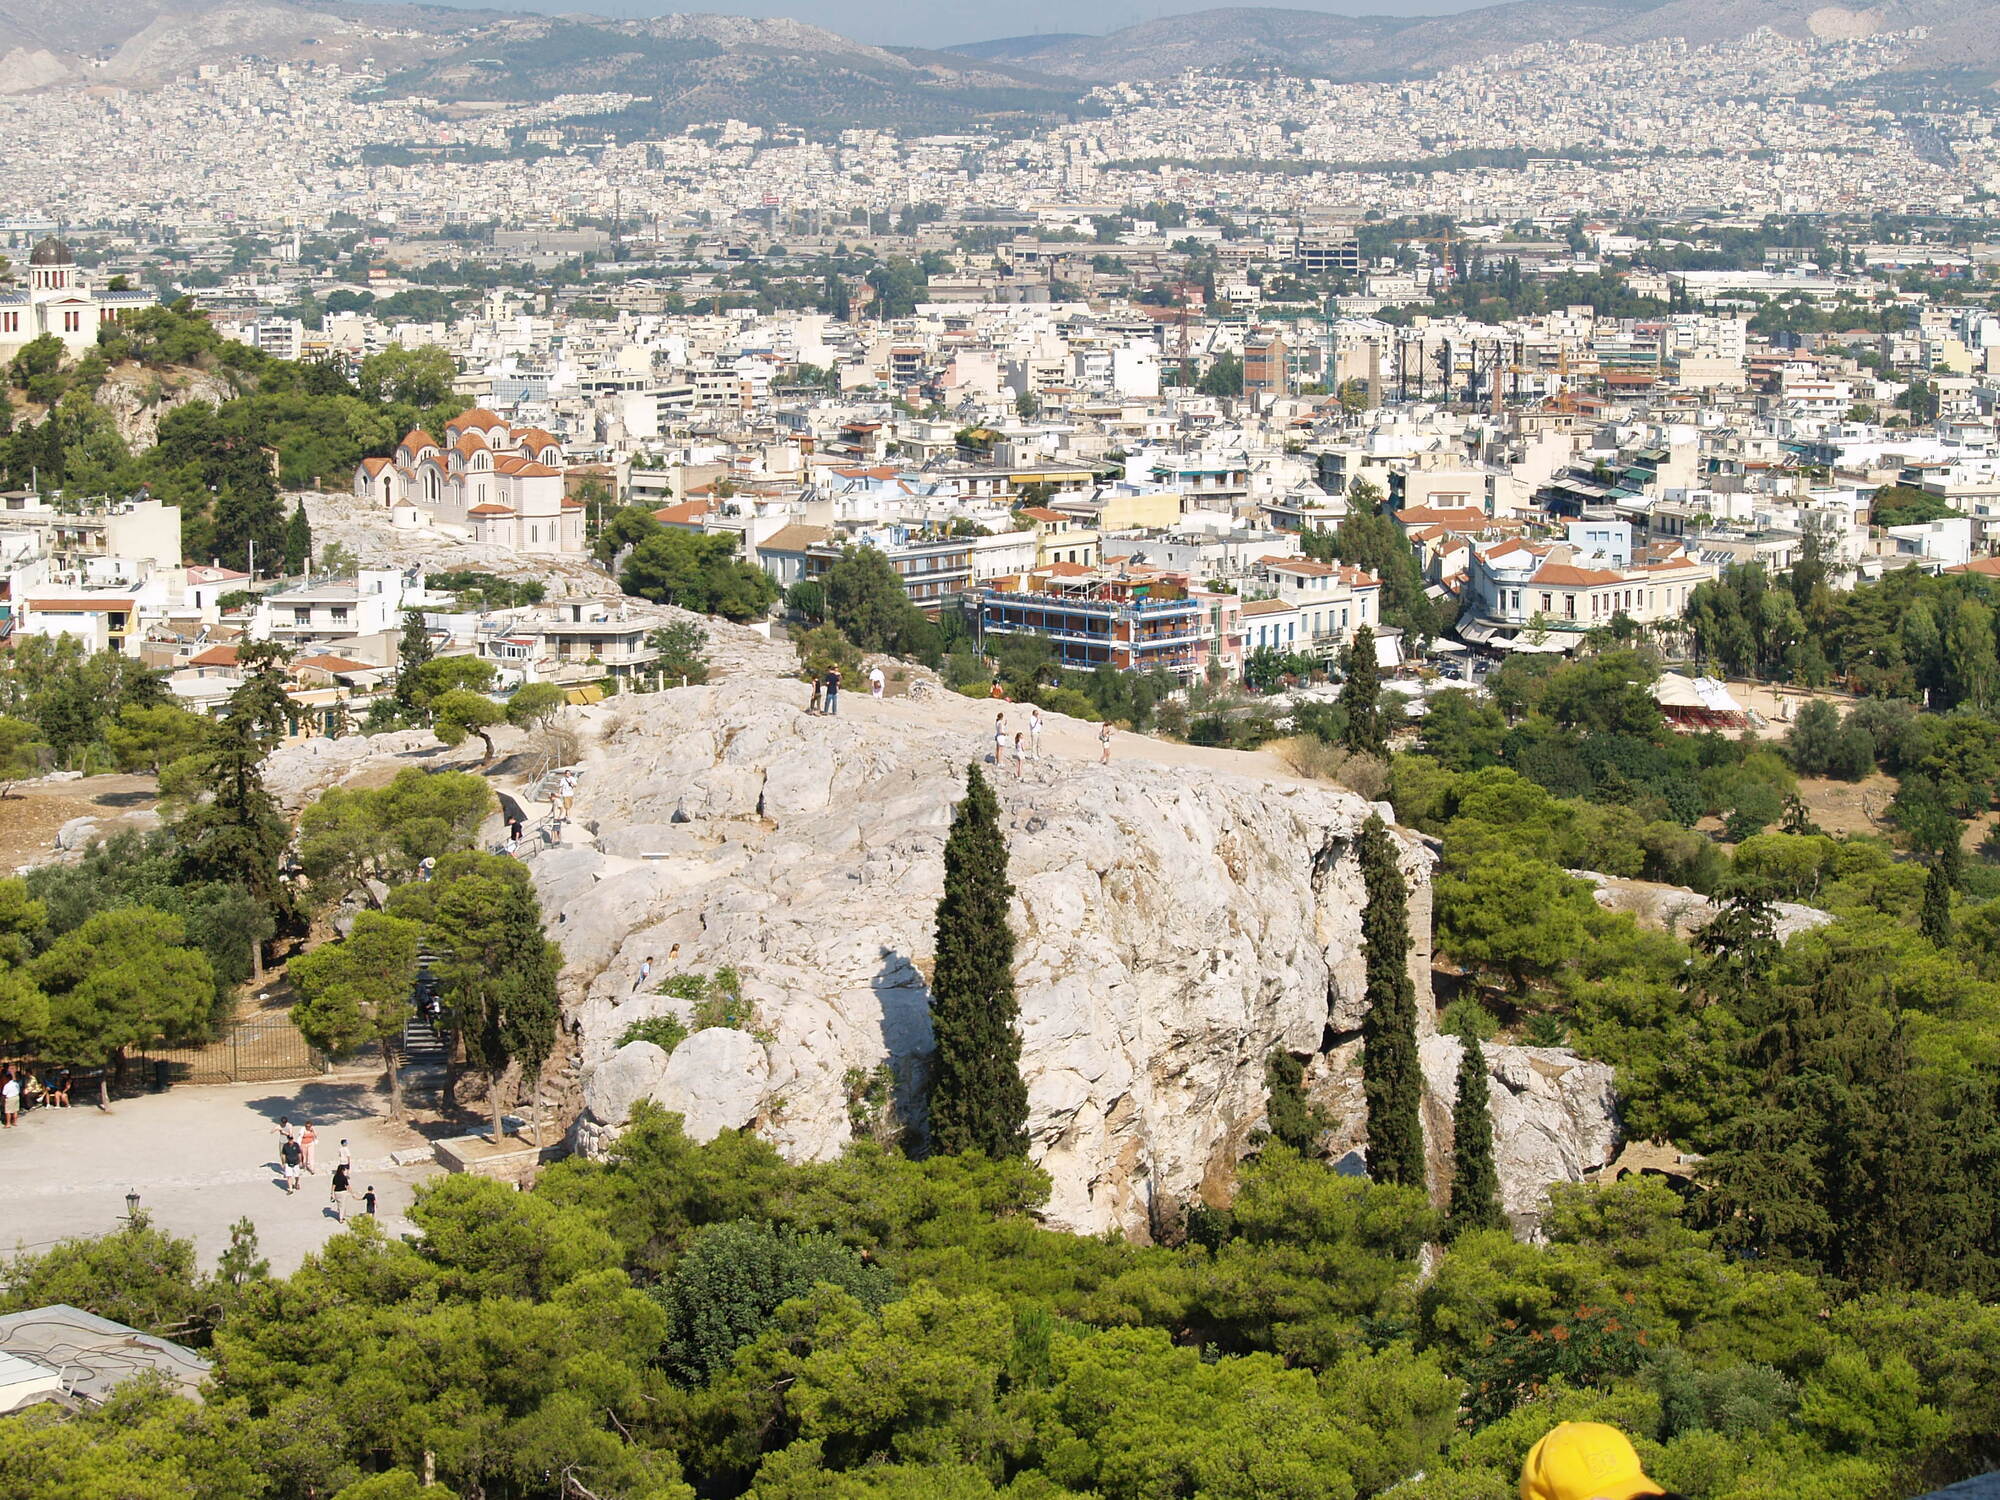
[130,1010,327,1086]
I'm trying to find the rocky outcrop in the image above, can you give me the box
[1305,1034,1620,1232]
[1421,1038,1620,1231]
[1571,870,1834,944]
[94,366,237,452]
[546,676,1435,1237]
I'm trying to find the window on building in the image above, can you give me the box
[63,311,80,333]
[331,607,348,624]
[294,609,310,625]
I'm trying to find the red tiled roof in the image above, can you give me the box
[30,597,134,612]
[188,644,240,666]
[1532,563,1625,587]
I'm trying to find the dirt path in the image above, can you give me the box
[0,773,160,872]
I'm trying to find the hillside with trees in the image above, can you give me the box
[2,302,464,570]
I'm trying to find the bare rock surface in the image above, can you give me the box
[1571,869,1834,944]
[1420,1037,1622,1231]
[544,672,1437,1235]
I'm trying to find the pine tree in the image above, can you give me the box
[282,501,313,576]
[1445,1030,1505,1239]
[927,762,1028,1158]
[1359,812,1424,1188]
[1340,626,1386,757]
[1921,858,1953,947]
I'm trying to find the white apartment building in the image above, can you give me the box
[1464,539,1715,640]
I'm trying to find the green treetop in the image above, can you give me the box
[926,763,1028,1158]
[1359,813,1424,1190]
[1445,1031,1505,1240]
[1339,626,1387,758]
[389,853,560,1144]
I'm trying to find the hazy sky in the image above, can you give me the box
[374,0,1491,52]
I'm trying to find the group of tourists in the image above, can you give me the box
[1,1064,72,1124]
[991,705,1114,778]
[807,664,891,716]
[273,1115,374,1220]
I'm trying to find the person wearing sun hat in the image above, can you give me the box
[1520,1422,1685,1500]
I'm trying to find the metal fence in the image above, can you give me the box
[133,1007,327,1086]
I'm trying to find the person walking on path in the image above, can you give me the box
[1099,721,1113,765]
[330,1160,351,1221]
[362,1186,378,1218]
[824,667,841,716]
[1028,706,1043,760]
[993,712,1007,765]
[274,1116,294,1146]
[807,675,824,714]
[1,1068,18,1127]
[280,1135,302,1194]
[337,1138,352,1172]
[299,1120,317,1174]
[869,665,885,699]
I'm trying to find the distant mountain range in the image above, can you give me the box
[3,0,1996,127]
[0,2,1095,130]
[950,0,2000,82]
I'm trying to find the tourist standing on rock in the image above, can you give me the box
[299,1119,318,1174]
[808,674,824,714]
[635,956,653,993]
[1013,731,1028,779]
[824,667,841,715]
[869,665,885,699]
[1028,706,1043,760]
[280,1135,302,1194]
[993,713,1007,765]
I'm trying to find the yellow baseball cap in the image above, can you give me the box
[1520,1422,1664,1500]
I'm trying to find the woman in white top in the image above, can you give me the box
[993,714,1007,765]
[1028,706,1043,759]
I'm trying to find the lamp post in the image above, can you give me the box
[123,1190,141,1224]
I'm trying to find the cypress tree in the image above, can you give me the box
[1263,1047,1330,1153]
[1921,858,1952,948]
[282,501,313,576]
[1359,812,1424,1188]
[927,762,1028,1157]
[1445,1030,1505,1239]
[395,609,437,717]
[1340,626,1386,757]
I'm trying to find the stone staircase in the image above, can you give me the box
[401,1014,450,1068]
[534,1044,586,1146]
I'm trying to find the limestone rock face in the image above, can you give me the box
[1571,870,1833,945]
[1419,1036,1622,1230]
[548,676,1436,1236]
[1306,1034,1620,1232]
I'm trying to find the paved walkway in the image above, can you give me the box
[0,1073,440,1275]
